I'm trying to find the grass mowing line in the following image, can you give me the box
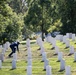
[1,66,47,68]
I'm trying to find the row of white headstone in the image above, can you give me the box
[0,42,10,62]
[0,41,17,69]
[0,39,32,74]
[45,33,76,57]
[60,59,71,75]
[7,39,32,75]
[45,33,74,75]
[26,38,32,75]
[0,39,32,70]
[46,63,71,75]
[45,33,76,48]
[55,33,75,41]
[36,37,52,75]
[36,36,72,75]
[0,52,17,69]
[0,59,71,75]
[0,42,10,69]
[36,36,76,62]
[55,45,75,55]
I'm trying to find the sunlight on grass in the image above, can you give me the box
[0,40,76,75]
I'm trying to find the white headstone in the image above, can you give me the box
[69,46,74,54]
[27,47,31,52]
[27,51,32,60]
[49,37,53,44]
[65,66,71,75]
[66,33,69,38]
[39,41,43,48]
[6,42,10,50]
[72,34,75,41]
[60,59,65,71]
[36,37,43,47]
[4,43,6,50]
[13,53,17,61]
[2,48,6,54]
[3,43,7,50]
[55,46,59,54]
[46,65,52,75]
[40,46,45,55]
[0,53,4,62]
[52,39,56,48]
[63,36,67,43]
[47,35,52,43]
[27,47,32,60]
[26,38,30,47]
[0,60,2,69]
[0,45,2,50]
[65,40,70,47]
[27,66,32,75]
[56,35,63,41]
[44,59,49,70]
[74,52,76,62]
[69,33,72,39]
[58,52,63,61]
[36,37,40,44]
[55,35,60,40]
[60,35,63,42]
[12,59,16,69]
[42,52,47,62]
[27,59,32,66]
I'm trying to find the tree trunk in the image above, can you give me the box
[41,23,44,41]
[41,3,44,41]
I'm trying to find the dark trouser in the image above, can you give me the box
[9,48,16,57]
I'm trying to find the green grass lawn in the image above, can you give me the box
[0,40,76,75]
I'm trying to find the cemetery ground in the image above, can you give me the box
[0,40,76,75]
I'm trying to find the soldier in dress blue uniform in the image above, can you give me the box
[8,41,20,57]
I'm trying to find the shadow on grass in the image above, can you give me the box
[10,68,16,71]
[25,55,27,56]
[74,42,76,44]
[37,48,41,50]
[51,47,55,50]
[24,49,27,51]
[58,69,65,72]
[0,69,2,70]
[53,53,58,56]
[43,69,46,71]
[39,54,42,56]
[25,61,27,63]
[62,43,65,44]
[68,53,73,56]
[41,60,44,62]
[73,61,76,63]
[64,47,69,49]
[30,42,35,44]
[25,69,27,71]
[56,60,60,62]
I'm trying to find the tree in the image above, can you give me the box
[24,0,63,40]
[8,0,28,14]
[24,0,51,41]
[0,3,24,44]
[58,0,76,34]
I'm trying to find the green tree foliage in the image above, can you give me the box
[58,0,76,34]
[24,0,51,40]
[24,0,62,40]
[47,0,62,32]
[1,0,76,44]
[8,0,27,14]
[0,3,24,44]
